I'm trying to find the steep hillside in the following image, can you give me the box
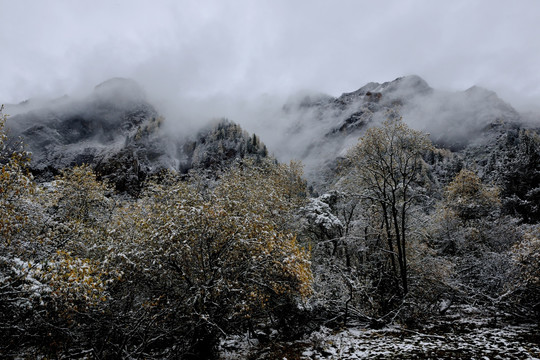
[5,78,269,194]
[2,75,540,359]
[271,75,527,188]
[4,75,537,196]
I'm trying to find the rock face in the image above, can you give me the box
[282,75,519,145]
[6,78,270,194]
[328,75,433,134]
[7,78,169,194]
[5,75,531,194]
[268,75,524,185]
[412,85,521,150]
[180,119,268,174]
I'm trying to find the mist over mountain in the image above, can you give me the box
[3,75,540,358]
[3,2,540,357]
[4,78,273,193]
[4,75,537,192]
[255,75,529,184]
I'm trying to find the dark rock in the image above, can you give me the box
[5,79,270,194]
[6,78,168,193]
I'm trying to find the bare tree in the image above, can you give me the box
[340,114,433,296]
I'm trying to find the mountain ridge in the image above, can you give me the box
[4,75,536,194]
[268,75,525,182]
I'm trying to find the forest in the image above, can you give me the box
[1,102,540,359]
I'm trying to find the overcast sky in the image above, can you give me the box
[1,0,540,111]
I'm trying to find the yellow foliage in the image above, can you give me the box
[444,169,500,222]
[35,251,111,312]
[0,106,35,244]
[109,158,312,321]
[53,164,114,223]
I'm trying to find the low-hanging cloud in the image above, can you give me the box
[1,0,540,169]
[2,1,540,102]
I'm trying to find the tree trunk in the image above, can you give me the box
[391,201,407,295]
[381,203,398,283]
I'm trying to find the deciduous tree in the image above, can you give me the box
[106,159,312,358]
[341,115,433,296]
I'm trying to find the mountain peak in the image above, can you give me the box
[380,75,432,96]
[93,77,146,105]
[464,85,498,98]
[338,75,432,105]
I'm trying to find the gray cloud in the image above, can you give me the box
[1,0,540,119]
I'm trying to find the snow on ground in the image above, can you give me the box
[300,324,540,359]
[219,320,540,359]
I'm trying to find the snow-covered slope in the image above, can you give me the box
[4,75,533,193]
[265,75,524,185]
[5,78,270,193]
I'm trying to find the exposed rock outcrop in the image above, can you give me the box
[5,75,533,195]
[6,78,268,194]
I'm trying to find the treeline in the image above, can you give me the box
[1,106,540,358]
[182,120,269,173]
[1,106,311,358]
[303,115,540,329]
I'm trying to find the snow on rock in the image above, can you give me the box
[301,194,343,231]
[300,324,540,360]
[219,322,540,359]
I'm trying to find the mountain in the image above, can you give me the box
[5,78,268,194]
[267,75,525,185]
[4,75,536,194]
[322,75,516,144]
[4,76,540,359]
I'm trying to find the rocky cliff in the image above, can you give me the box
[5,75,535,194]
[5,78,268,194]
